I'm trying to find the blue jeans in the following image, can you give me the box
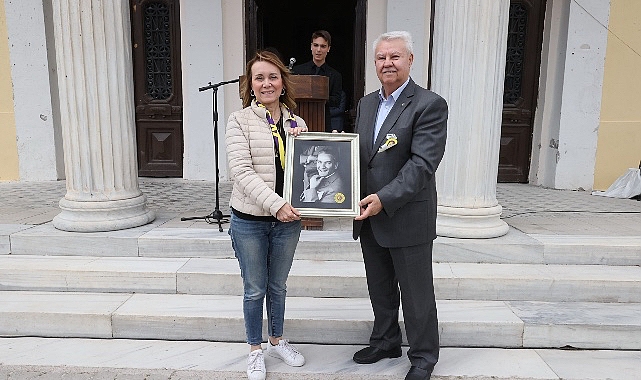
[229,213,301,346]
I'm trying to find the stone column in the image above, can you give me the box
[431,0,510,238]
[51,0,155,232]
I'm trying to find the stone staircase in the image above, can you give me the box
[1,221,641,379]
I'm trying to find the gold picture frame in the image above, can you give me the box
[283,132,360,217]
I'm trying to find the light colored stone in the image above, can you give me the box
[432,0,510,238]
[537,349,641,380]
[0,208,59,225]
[177,257,243,295]
[435,347,558,379]
[4,254,640,304]
[178,258,369,297]
[287,260,369,298]
[0,291,129,338]
[138,227,233,258]
[441,262,641,302]
[10,338,638,379]
[0,337,247,372]
[107,294,529,347]
[0,255,187,293]
[112,293,247,342]
[10,222,155,256]
[0,224,33,254]
[296,230,363,261]
[533,234,641,265]
[50,0,154,232]
[434,228,545,264]
[11,218,641,266]
[509,301,641,349]
[139,228,364,260]
[437,300,524,348]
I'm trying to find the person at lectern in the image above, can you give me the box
[292,30,344,132]
[225,50,308,380]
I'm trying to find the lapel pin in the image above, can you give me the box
[378,133,398,153]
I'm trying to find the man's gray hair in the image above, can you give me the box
[373,31,414,55]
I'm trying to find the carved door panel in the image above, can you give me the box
[130,0,183,177]
[498,0,546,183]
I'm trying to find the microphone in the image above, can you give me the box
[288,57,296,70]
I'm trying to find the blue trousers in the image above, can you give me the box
[229,213,301,345]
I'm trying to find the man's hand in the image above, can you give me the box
[354,194,383,220]
[308,174,322,189]
[276,203,301,222]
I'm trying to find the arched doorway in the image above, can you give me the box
[245,0,366,132]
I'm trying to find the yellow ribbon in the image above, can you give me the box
[256,102,296,170]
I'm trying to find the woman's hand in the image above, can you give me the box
[289,126,308,136]
[276,203,301,222]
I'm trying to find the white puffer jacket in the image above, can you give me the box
[226,101,307,217]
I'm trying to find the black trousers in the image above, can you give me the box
[359,220,439,370]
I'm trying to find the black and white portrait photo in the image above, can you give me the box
[284,132,359,217]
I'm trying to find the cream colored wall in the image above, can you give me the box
[0,0,19,181]
[594,0,641,190]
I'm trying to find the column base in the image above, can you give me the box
[53,194,156,232]
[436,204,509,239]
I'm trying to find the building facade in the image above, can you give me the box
[1,0,639,233]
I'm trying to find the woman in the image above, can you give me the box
[226,50,308,380]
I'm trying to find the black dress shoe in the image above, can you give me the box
[405,365,432,380]
[353,345,402,364]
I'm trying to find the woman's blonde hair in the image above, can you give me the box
[240,50,297,110]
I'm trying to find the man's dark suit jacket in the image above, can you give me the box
[292,61,343,131]
[353,78,447,248]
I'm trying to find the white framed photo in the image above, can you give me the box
[283,132,360,217]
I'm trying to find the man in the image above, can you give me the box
[300,147,345,203]
[292,30,343,132]
[352,31,447,380]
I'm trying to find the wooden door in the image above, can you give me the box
[498,0,546,182]
[130,0,183,177]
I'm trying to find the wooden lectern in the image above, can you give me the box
[290,75,328,132]
[291,75,328,229]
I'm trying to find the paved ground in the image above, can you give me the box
[1,178,641,236]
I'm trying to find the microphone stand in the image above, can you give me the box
[181,78,239,232]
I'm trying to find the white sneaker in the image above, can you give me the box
[267,339,305,367]
[246,349,266,380]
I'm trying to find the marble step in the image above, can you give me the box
[6,223,641,265]
[0,337,639,380]
[1,255,640,302]
[1,291,639,350]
